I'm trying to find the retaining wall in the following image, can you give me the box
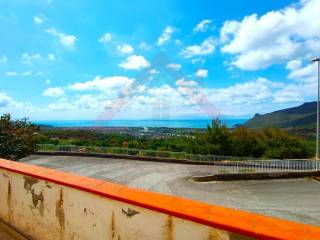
[0,158,319,240]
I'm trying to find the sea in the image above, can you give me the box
[33,119,247,129]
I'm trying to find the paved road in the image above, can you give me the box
[21,155,320,226]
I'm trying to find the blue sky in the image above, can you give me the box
[0,0,319,120]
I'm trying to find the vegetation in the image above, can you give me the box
[39,119,314,159]
[0,111,314,160]
[0,114,40,160]
[244,102,316,138]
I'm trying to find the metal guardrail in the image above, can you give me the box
[36,144,262,162]
[212,159,319,174]
[36,144,319,174]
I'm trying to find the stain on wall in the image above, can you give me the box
[23,176,39,193]
[121,208,139,218]
[111,211,116,239]
[56,188,65,234]
[166,216,173,240]
[7,180,12,222]
[31,190,44,217]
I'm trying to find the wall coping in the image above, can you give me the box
[0,158,319,240]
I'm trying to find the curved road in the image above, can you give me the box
[21,155,320,226]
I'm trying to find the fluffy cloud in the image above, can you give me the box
[176,78,198,87]
[117,44,134,54]
[220,0,320,70]
[157,26,175,45]
[21,71,32,76]
[0,93,13,108]
[68,76,134,92]
[119,55,150,70]
[6,71,33,77]
[207,78,282,104]
[20,53,54,64]
[43,87,65,97]
[46,28,77,49]
[195,69,208,78]
[191,57,205,65]
[48,53,56,61]
[33,16,43,24]
[0,55,8,64]
[98,33,112,43]
[286,60,317,83]
[6,72,17,77]
[21,53,41,64]
[193,19,212,32]
[42,74,317,117]
[180,37,215,58]
[148,69,159,75]
[0,92,27,109]
[139,42,151,50]
[166,63,181,71]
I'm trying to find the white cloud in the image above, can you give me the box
[21,71,32,76]
[180,37,215,58]
[119,55,150,70]
[139,42,151,50]
[0,92,32,110]
[0,92,13,108]
[191,57,205,65]
[175,39,182,45]
[33,16,43,24]
[195,69,208,78]
[48,53,56,61]
[220,0,320,70]
[0,55,8,64]
[148,69,159,75]
[46,28,77,49]
[286,60,317,83]
[207,77,284,105]
[43,87,64,98]
[117,44,134,54]
[68,76,134,92]
[98,33,112,43]
[166,63,181,71]
[21,53,41,64]
[157,26,175,45]
[286,59,302,71]
[6,72,17,77]
[193,19,212,32]
[273,84,306,103]
[148,84,178,97]
[176,78,198,87]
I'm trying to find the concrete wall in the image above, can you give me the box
[0,159,319,240]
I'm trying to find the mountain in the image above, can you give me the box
[244,102,317,129]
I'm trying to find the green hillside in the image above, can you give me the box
[244,102,317,129]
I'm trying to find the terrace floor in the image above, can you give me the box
[21,155,320,226]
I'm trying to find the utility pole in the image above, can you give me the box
[311,58,320,170]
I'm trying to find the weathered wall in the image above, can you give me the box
[0,159,319,240]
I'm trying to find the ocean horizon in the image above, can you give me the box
[33,119,247,129]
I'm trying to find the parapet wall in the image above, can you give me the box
[0,158,319,240]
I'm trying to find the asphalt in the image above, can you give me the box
[21,155,320,226]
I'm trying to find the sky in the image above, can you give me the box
[0,0,319,120]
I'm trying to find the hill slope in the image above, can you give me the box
[244,102,317,129]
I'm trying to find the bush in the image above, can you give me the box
[0,113,40,160]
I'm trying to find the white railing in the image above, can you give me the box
[36,144,319,174]
[211,159,319,174]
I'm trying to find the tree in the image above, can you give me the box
[196,119,232,155]
[0,113,40,160]
[231,126,265,157]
